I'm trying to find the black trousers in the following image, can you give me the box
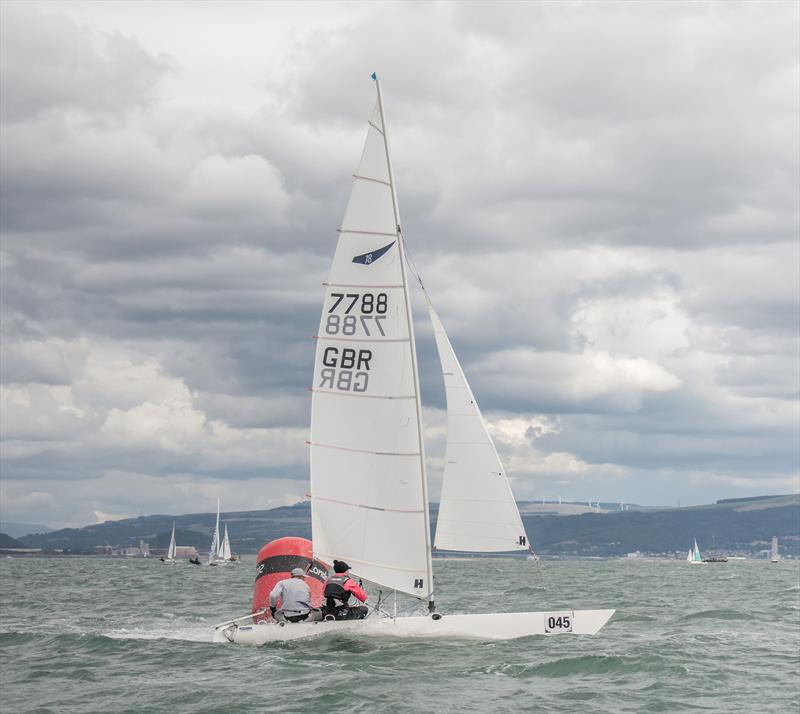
[325,605,368,621]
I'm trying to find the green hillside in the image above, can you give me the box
[525,495,800,556]
[0,532,28,549]
[16,494,800,557]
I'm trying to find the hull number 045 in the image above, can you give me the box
[544,612,573,634]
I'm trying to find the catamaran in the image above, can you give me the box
[213,75,614,644]
[686,539,703,564]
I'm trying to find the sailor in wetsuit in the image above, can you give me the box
[323,560,368,620]
[269,568,313,622]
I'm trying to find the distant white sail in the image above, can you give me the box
[209,499,221,562]
[771,536,779,562]
[167,522,177,560]
[221,525,232,561]
[309,81,433,601]
[427,302,529,553]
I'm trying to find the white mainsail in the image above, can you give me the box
[221,525,232,561]
[771,536,779,562]
[427,302,529,553]
[309,78,433,602]
[167,522,177,560]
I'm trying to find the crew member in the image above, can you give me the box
[269,567,312,622]
[323,560,368,620]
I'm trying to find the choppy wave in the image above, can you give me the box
[2,556,799,714]
[683,609,749,621]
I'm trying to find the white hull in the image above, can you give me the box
[213,608,615,645]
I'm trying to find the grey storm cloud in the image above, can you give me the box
[0,1,797,527]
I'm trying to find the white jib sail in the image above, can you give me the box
[427,303,529,553]
[221,525,232,560]
[167,523,177,560]
[309,79,433,601]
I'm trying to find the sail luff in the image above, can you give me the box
[374,76,434,603]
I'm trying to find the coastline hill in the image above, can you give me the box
[15,494,799,557]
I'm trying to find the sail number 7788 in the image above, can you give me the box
[325,292,388,337]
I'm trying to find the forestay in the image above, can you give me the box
[309,82,433,601]
[428,303,529,553]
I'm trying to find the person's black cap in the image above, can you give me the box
[333,560,350,573]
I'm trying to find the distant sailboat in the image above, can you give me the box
[687,539,703,564]
[166,522,177,561]
[220,524,234,561]
[427,300,531,556]
[771,536,779,563]
[208,501,235,564]
[208,499,227,566]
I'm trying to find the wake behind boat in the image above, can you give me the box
[213,74,614,645]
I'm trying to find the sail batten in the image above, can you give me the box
[336,229,398,237]
[309,441,420,457]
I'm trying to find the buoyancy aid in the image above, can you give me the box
[323,574,352,607]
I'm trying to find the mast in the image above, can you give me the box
[374,74,435,610]
[214,498,221,559]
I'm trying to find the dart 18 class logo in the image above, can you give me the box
[352,241,395,265]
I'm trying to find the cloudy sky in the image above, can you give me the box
[1,1,798,529]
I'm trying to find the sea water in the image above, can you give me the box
[1,556,798,713]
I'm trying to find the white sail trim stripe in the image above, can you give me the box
[309,494,424,515]
[323,282,405,288]
[313,335,410,343]
[367,120,384,135]
[437,518,526,527]
[336,228,397,237]
[308,440,420,457]
[437,497,520,503]
[352,174,391,187]
[309,387,416,400]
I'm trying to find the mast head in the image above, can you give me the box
[371,72,377,81]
